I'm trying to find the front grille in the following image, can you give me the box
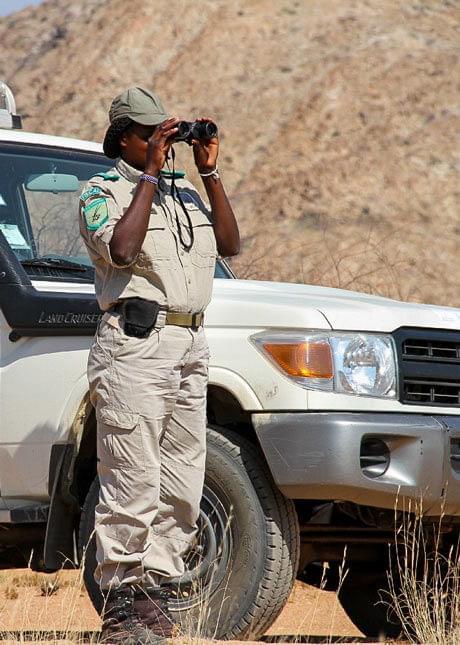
[404,379,460,405]
[393,328,460,408]
[403,338,460,362]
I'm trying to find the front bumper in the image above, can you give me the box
[252,412,460,516]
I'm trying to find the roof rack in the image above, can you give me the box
[0,81,23,129]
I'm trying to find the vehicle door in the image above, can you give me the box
[0,142,111,506]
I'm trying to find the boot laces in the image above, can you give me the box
[105,588,144,626]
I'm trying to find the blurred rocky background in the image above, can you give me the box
[1,0,459,305]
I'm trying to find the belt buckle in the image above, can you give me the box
[191,312,203,329]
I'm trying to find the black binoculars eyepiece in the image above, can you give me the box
[173,120,218,145]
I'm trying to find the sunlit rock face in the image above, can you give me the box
[1,0,459,307]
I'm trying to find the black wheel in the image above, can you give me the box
[338,568,403,640]
[78,425,300,639]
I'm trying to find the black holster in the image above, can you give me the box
[112,298,162,338]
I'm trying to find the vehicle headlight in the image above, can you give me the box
[330,335,396,397]
[250,331,397,399]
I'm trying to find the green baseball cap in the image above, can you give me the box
[103,87,168,158]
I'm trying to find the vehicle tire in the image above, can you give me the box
[78,424,300,639]
[338,568,403,640]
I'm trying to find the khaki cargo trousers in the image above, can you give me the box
[87,309,209,590]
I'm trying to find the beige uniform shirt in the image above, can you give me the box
[79,158,217,312]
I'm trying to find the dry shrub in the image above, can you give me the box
[232,222,423,305]
[304,552,349,644]
[388,501,460,644]
[40,575,60,597]
[4,586,18,600]
[9,571,42,587]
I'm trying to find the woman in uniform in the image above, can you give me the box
[79,86,240,644]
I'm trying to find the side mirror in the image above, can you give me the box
[25,173,79,193]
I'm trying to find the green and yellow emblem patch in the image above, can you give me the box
[84,197,109,231]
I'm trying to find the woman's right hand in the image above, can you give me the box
[145,117,179,175]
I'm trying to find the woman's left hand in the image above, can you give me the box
[192,118,219,172]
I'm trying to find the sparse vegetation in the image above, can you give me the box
[1,0,458,306]
[0,538,363,643]
[40,575,60,597]
[4,586,18,600]
[387,501,460,644]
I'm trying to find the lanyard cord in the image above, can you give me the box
[168,147,195,251]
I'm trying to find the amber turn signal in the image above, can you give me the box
[262,341,333,379]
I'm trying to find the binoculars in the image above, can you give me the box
[173,120,218,145]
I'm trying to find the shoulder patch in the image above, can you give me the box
[160,169,186,179]
[94,172,120,181]
[84,197,109,231]
[81,186,103,202]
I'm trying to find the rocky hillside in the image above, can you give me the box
[1,0,459,306]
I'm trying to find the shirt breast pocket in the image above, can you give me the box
[191,221,217,268]
[137,213,174,268]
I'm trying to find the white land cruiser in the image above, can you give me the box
[1,83,460,640]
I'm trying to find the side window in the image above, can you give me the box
[23,181,83,260]
[0,143,234,283]
[0,145,112,282]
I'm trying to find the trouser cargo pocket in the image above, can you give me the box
[97,408,144,468]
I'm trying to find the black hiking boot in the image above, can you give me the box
[133,585,181,639]
[100,585,166,644]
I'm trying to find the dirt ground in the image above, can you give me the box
[0,569,376,643]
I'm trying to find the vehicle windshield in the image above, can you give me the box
[0,143,233,282]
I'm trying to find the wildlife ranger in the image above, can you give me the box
[79,86,240,644]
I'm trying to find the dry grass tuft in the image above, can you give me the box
[387,500,460,644]
[4,586,18,600]
[40,576,60,597]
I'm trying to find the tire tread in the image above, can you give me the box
[207,426,300,639]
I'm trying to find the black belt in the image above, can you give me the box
[109,298,204,332]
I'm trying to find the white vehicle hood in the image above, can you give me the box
[211,279,460,333]
[33,277,460,333]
